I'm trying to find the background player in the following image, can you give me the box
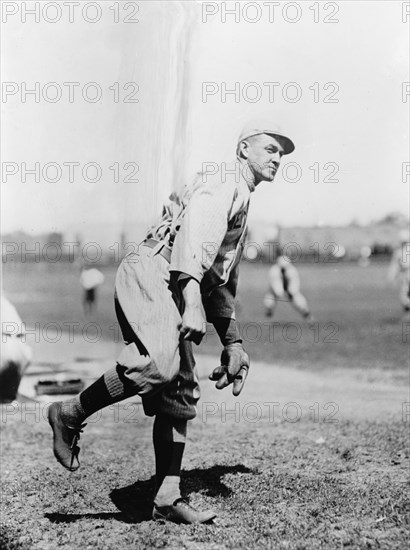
[0,294,32,402]
[388,230,410,315]
[80,266,105,315]
[263,253,314,322]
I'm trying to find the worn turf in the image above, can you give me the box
[1,260,409,549]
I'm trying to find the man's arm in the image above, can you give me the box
[178,277,206,345]
[204,263,250,396]
[202,255,240,326]
[210,317,241,346]
[171,178,236,344]
[177,275,241,346]
[170,178,236,283]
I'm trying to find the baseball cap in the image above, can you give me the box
[237,118,295,155]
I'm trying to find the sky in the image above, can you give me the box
[1,0,409,238]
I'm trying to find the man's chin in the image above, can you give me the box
[261,172,276,182]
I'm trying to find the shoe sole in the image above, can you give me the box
[152,507,216,524]
[48,403,80,472]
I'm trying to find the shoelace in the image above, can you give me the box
[67,423,87,470]
[173,497,192,509]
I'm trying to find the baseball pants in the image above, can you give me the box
[104,243,200,420]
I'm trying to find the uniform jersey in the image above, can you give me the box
[112,162,254,419]
[147,163,253,319]
[268,257,300,297]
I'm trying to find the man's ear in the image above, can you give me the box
[238,140,250,159]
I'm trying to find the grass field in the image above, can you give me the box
[2,259,408,374]
[1,260,409,549]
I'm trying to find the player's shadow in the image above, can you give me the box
[111,463,253,522]
[45,464,253,524]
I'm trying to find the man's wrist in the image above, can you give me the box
[180,276,202,307]
[210,317,241,346]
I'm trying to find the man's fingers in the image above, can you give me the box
[232,377,244,396]
[209,366,225,381]
[215,373,230,390]
[234,365,249,382]
[232,366,249,396]
[191,332,204,345]
[210,358,249,393]
[180,326,204,344]
[179,324,188,336]
[184,329,204,345]
[226,356,250,380]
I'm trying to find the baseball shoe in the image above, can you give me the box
[152,498,216,524]
[48,402,87,471]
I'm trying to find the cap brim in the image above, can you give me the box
[265,133,295,155]
[238,130,295,155]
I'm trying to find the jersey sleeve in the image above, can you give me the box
[202,258,240,320]
[169,177,236,283]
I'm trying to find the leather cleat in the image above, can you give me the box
[48,402,86,471]
[152,498,217,524]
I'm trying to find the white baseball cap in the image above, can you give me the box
[237,118,295,155]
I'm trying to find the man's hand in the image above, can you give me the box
[179,277,206,345]
[179,304,206,345]
[209,342,250,396]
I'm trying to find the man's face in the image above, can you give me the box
[241,134,285,184]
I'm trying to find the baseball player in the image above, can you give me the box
[48,119,295,524]
[263,254,313,321]
[0,295,32,402]
[80,267,105,315]
[388,231,410,314]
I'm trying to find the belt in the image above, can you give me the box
[142,238,172,263]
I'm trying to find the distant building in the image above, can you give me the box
[247,219,408,263]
